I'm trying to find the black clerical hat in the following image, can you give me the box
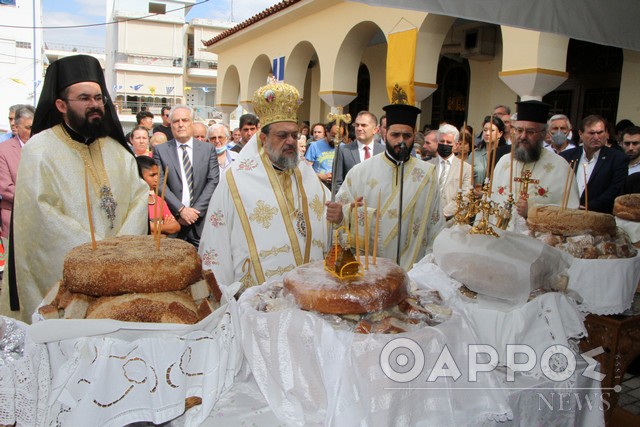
[516,100,551,124]
[383,103,421,128]
[32,55,129,150]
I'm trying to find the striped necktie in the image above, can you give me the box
[180,144,194,204]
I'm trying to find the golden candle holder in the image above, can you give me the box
[464,183,500,237]
[453,188,477,225]
[495,193,515,230]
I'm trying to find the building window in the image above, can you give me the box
[149,3,166,14]
[16,41,31,49]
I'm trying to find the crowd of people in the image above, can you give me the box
[0,54,638,323]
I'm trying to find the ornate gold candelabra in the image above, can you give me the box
[453,182,514,236]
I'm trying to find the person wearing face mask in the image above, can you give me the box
[428,124,472,221]
[207,123,237,172]
[326,102,443,271]
[545,114,575,154]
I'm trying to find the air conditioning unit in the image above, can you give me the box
[461,26,496,61]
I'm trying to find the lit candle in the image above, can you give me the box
[471,136,475,187]
[459,122,466,189]
[373,190,380,265]
[509,138,515,194]
[363,197,369,270]
[84,168,97,250]
[583,164,589,212]
[354,195,359,261]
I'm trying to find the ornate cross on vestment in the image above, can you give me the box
[513,169,540,200]
[327,106,352,145]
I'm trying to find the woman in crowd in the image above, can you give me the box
[473,116,508,188]
[298,134,308,160]
[457,125,473,163]
[130,125,152,157]
[207,123,238,172]
[136,156,180,235]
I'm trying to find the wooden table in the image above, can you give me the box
[580,312,640,426]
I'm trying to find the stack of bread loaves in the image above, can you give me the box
[38,235,221,324]
[528,205,637,259]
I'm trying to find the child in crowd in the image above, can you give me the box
[136,156,180,236]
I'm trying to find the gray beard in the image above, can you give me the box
[514,142,542,163]
[265,143,300,170]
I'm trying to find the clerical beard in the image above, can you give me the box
[385,139,412,163]
[265,142,300,170]
[67,106,110,140]
[514,141,542,163]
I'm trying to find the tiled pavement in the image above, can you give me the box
[620,370,640,415]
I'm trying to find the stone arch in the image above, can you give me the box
[287,40,319,123]
[219,65,240,109]
[243,54,273,112]
[415,14,456,101]
[321,20,384,107]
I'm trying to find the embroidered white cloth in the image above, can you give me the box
[0,317,50,427]
[616,217,640,244]
[566,252,640,315]
[26,286,242,427]
[432,226,570,306]
[237,280,512,427]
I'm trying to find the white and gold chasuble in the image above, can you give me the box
[0,125,148,322]
[199,134,329,288]
[490,147,580,233]
[335,154,443,271]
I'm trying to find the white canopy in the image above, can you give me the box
[349,0,640,52]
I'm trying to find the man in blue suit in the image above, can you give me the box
[560,115,628,214]
[153,105,219,246]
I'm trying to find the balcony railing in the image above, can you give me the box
[187,56,218,70]
[115,99,222,121]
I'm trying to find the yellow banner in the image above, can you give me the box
[386,28,417,105]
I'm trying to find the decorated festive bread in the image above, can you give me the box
[283,257,409,315]
[63,235,202,296]
[527,205,616,236]
[613,194,640,222]
[85,291,199,324]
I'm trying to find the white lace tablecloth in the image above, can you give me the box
[566,252,640,315]
[0,317,50,427]
[26,286,242,427]
[237,279,512,427]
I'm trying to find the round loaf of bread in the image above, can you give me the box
[527,205,616,236]
[63,235,202,296]
[283,257,409,314]
[613,194,640,222]
[85,291,199,324]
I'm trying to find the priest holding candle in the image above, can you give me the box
[489,100,580,233]
[0,55,148,322]
[326,102,443,271]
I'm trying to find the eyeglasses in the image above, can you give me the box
[65,94,107,106]
[513,127,544,137]
[271,131,299,140]
[208,136,227,141]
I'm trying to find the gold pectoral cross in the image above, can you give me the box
[514,169,539,200]
[327,106,352,145]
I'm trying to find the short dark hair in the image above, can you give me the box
[579,115,607,133]
[136,111,154,123]
[239,113,259,128]
[129,125,149,141]
[622,125,640,138]
[161,106,171,115]
[135,155,158,178]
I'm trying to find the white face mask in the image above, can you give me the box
[215,145,228,155]
[551,131,568,146]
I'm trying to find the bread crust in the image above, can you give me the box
[527,205,616,236]
[85,291,199,324]
[283,258,409,315]
[63,235,202,296]
[613,194,640,222]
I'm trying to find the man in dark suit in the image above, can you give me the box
[153,105,219,246]
[560,114,628,214]
[334,111,384,192]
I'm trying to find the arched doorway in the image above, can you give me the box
[432,56,470,129]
